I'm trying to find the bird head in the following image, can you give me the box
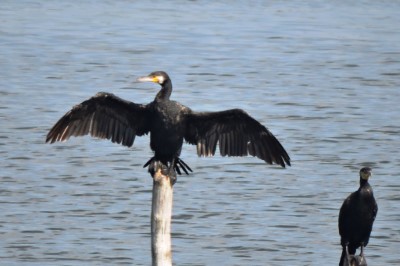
[360,167,372,181]
[137,71,170,86]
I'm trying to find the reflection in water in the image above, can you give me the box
[1,1,400,265]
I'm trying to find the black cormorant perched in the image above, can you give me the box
[46,71,290,179]
[338,167,378,266]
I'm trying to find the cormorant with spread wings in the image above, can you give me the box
[46,71,290,179]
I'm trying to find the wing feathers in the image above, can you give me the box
[185,109,290,167]
[46,92,150,147]
[209,133,218,155]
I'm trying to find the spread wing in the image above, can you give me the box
[184,109,290,167]
[46,92,151,147]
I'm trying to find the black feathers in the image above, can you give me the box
[185,109,290,167]
[46,92,150,147]
[338,167,378,266]
[46,71,291,174]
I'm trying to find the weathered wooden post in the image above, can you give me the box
[150,162,174,266]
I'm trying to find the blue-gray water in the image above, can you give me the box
[1,1,399,265]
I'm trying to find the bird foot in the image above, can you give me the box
[145,158,177,185]
[350,255,367,266]
[166,158,177,185]
[359,244,364,257]
[357,245,367,266]
[342,244,367,266]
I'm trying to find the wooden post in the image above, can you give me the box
[151,163,174,266]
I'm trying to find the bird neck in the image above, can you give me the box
[359,177,369,187]
[156,80,172,101]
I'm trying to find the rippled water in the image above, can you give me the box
[1,1,400,265]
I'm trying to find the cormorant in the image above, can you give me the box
[338,167,378,266]
[46,71,290,179]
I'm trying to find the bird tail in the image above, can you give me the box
[174,157,192,175]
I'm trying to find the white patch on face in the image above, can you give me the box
[361,171,371,180]
[156,75,165,84]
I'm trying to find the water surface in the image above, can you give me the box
[1,1,399,265]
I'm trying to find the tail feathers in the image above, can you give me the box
[175,158,193,175]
